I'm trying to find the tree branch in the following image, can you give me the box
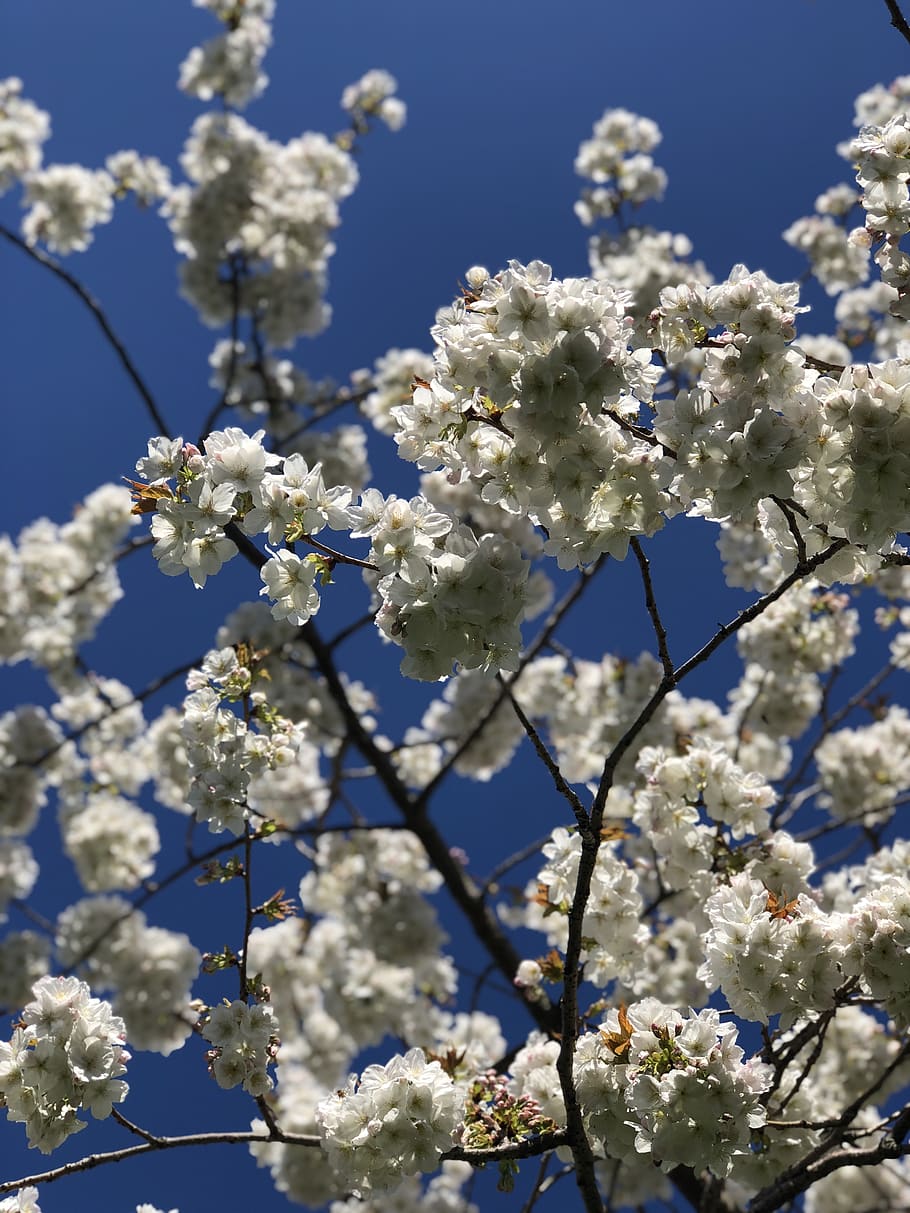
[0,222,172,437]
[0,1128,322,1196]
[883,0,910,48]
[498,675,589,830]
[415,556,606,810]
[630,536,674,677]
[554,537,850,1213]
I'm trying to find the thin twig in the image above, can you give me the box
[0,222,171,436]
[480,833,552,900]
[0,1128,322,1196]
[497,675,589,830]
[630,536,673,676]
[774,660,896,825]
[197,254,244,443]
[415,556,607,810]
[883,0,910,48]
[769,495,808,566]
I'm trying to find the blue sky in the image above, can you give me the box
[1,2,908,1210]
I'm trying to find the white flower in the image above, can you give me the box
[316,1048,458,1193]
[0,977,129,1153]
[22,164,114,253]
[260,550,321,625]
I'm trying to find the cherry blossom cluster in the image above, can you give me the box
[794,359,910,550]
[0,78,49,193]
[56,897,200,1055]
[0,483,135,671]
[635,737,774,846]
[179,0,275,108]
[244,830,509,1205]
[327,1161,478,1213]
[210,600,377,758]
[0,840,38,924]
[651,268,812,512]
[575,1001,770,1178]
[351,490,531,679]
[730,578,859,742]
[0,1188,41,1213]
[137,430,352,594]
[181,643,312,834]
[392,261,666,568]
[0,932,51,1015]
[574,109,666,225]
[814,706,910,825]
[698,872,840,1025]
[14,138,170,254]
[390,667,525,787]
[851,111,910,316]
[523,827,648,987]
[164,108,359,345]
[315,1048,459,1194]
[0,976,129,1153]
[202,999,278,1096]
[0,707,60,947]
[248,830,455,1083]
[830,873,910,1026]
[60,790,160,894]
[569,102,715,342]
[360,347,435,435]
[341,69,407,134]
[783,183,869,296]
[587,227,711,340]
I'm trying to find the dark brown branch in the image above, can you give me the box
[197,254,244,444]
[276,384,374,451]
[630,536,674,677]
[444,1130,569,1165]
[0,1128,322,1196]
[480,833,552,900]
[749,1137,910,1213]
[554,537,850,1213]
[297,615,560,1038]
[883,0,910,48]
[497,675,589,830]
[750,1040,910,1213]
[0,222,172,437]
[769,496,808,566]
[296,530,379,571]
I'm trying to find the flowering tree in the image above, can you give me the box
[2,2,910,1212]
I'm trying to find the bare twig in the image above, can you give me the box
[0,1128,322,1196]
[883,0,910,49]
[0,222,171,437]
[498,675,589,830]
[480,833,552,900]
[415,556,607,810]
[197,254,244,444]
[630,536,674,677]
